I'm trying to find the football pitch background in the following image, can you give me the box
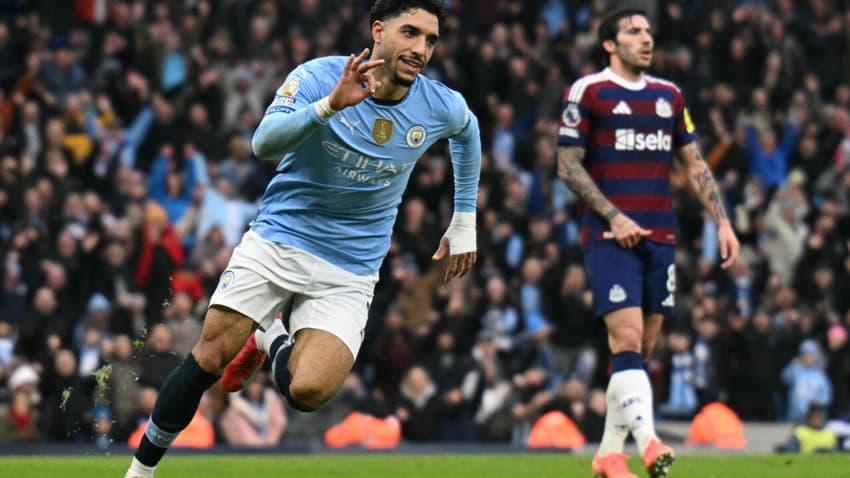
[0,453,846,477]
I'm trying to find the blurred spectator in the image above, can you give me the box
[660,330,698,418]
[106,335,140,442]
[134,201,184,324]
[0,388,39,442]
[39,349,92,442]
[544,264,598,385]
[137,324,180,389]
[693,318,722,407]
[395,366,441,442]
[472,331,514,442]
[424,331,482,441]
[740,311,780,420]
[162,289,201,353]
[219,373,286,447]
[781,340,832,422]
[369,308,413,405]
[776,403,837,454]
[825,324,850,418]
[0,320,14,369]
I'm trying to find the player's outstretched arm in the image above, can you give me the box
[252,49,384,160]
[557,145,650,248]
[433,109,482,283]
[675,142,740,268]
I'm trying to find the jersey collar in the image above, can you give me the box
[369,76,417,107]
[603,67,647,90]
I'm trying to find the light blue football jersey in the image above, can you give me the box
[250,56,481,275]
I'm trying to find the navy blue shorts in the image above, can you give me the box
[583,240,675,318]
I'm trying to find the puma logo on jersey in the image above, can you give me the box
[339,116,360,135]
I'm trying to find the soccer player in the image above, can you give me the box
[125,1,480,476]
[556,9,739,478]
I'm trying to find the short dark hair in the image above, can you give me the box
[369,0,447,28]
[598,8,648,52]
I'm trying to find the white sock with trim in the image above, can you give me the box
[598,373,630,456]
[255,318,287,355]
[125,457,156,478]
[612,369,659,455]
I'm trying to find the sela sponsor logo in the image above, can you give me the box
[609,284,627,303]
[615,129,672,151]
[612,101,632,114]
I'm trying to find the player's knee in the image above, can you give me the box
[609,327,642,353]
[191,342,227,374]
[289,381,332,411]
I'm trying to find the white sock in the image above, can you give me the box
[598,375,630,456]
[256,319,287,355]
[610,369,659,455]
[125,457,156,478]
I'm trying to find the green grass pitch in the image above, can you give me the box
[0,453,846,477]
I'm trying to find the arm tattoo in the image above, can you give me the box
[682,144,728,223]
[557,146,618,219]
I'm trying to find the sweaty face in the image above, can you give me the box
[375,8,439,87]
[610,15,654,73]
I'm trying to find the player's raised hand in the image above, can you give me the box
[718,221,740,269]
[432,237,477,284]
[328,48,384,111]
[607,212,651,248]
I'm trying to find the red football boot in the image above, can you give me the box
[643,439,676,478]
[221,333,267,392]
[592,453,638,478]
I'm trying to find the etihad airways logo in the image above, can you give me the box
[614,129,672,151]
[321,140,416,186]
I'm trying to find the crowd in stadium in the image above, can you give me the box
[0,0,848,448]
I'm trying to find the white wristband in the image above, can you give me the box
[444,211,476,254]
[314,96,338,121]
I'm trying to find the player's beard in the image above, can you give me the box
[622,50,650,75]
[390,58,418,87]
[391,69,414,87]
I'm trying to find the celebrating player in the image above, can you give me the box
[556,8,739,478]
[125,1,480,476]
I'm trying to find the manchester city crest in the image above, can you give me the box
[219,270,235,291]
[372,118,393,145]
[405,125,427,148]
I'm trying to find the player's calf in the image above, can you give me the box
[273,328,355,412]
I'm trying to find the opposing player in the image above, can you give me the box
[556,9,739,478]
[125,1,480,476]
